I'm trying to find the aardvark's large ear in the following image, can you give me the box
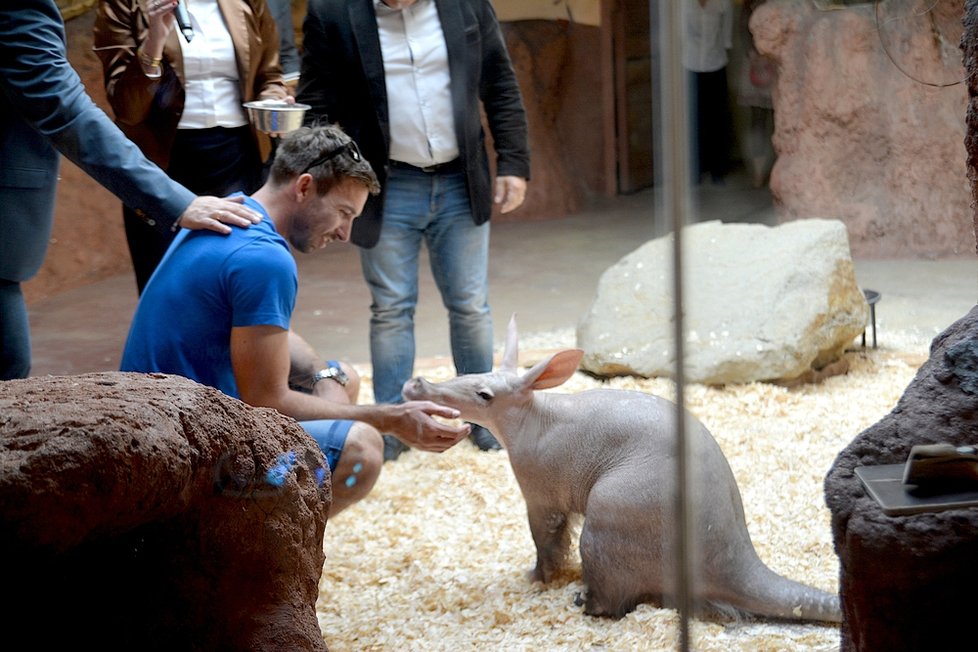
[519,349,584,391]
[501,313,519,372]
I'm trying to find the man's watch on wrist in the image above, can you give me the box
[312,363,349,387]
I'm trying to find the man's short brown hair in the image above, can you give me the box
[270,125,380,196]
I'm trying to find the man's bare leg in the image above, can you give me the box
[328,422,383,516]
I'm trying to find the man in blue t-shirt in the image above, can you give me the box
[122,126,471,516]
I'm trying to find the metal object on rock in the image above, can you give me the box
[856,443,978,515]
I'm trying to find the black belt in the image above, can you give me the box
[388,158,463,174]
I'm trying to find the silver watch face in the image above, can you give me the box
[315,366,349,386]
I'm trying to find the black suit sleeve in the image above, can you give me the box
[297,0,336,124]
[476,0,530,180]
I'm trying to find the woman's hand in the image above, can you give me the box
[144,0,178,54]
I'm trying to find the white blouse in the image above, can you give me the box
[177,0,249,129]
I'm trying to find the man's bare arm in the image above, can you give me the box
[230,325,470,451]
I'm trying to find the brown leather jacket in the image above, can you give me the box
[93,0,288,168]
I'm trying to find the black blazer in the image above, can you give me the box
[298,0,530,248]
[0,0,193,282]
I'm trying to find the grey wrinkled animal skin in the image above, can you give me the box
[403,316,841,622]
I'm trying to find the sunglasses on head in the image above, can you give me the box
[301,140,363,175]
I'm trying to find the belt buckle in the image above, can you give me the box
[420,163,439,173]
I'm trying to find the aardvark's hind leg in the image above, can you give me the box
[579,484,666,618]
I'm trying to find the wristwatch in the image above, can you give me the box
[312,364,349,387]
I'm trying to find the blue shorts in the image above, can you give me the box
[300,419,353,473]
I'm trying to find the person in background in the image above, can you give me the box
[298,0,531,461]
[0,0,261,381]
[121,126,472,515]
[684,0,733,184]
[94,0,291,293]
[737,0,776,188]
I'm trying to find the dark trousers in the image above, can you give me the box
[0,279,30,379]
[124,125,262,293]
[689,67,732,182]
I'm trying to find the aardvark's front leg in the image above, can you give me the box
[524,500,571,583]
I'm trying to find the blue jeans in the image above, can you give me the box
[301,419,353,473]
[360,166,493,404]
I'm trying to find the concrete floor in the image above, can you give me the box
[26,169,978,378]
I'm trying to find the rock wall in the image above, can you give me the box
[965,0,978,251]
[754,0,973,258]
[500,20,603,221]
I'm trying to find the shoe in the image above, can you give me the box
[383,434,409,462]
[469,424,502,451]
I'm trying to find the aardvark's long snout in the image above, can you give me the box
[401,376,430,401]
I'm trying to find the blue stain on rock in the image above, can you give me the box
[265,451,299,487]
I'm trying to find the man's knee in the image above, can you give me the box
[346,423,383,462]
[334,423,383,499]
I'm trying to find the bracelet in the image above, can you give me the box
[137,47,162,69]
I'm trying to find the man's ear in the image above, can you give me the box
[294,173,314,201]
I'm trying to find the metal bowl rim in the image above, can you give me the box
[243,101,311,112]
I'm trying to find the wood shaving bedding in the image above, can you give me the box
[316,336,924,651]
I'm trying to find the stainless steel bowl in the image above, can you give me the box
[243,100,310,134]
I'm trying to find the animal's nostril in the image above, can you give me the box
[402,378,422,396]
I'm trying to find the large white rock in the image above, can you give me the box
[576,219,868,384]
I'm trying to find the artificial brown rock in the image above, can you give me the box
[824,306,978,652]
[965,0,978,257]
[0,372,331,651]
[754,0,972,258]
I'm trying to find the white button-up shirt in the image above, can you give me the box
[682,0,733,73]
[375,0,459,167]
[177,0,249,129]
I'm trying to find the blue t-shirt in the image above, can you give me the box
[121,196,297,398]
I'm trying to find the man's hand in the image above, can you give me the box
[494,175,527,214]
[177,195,263,234]
[380,401,471,453]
